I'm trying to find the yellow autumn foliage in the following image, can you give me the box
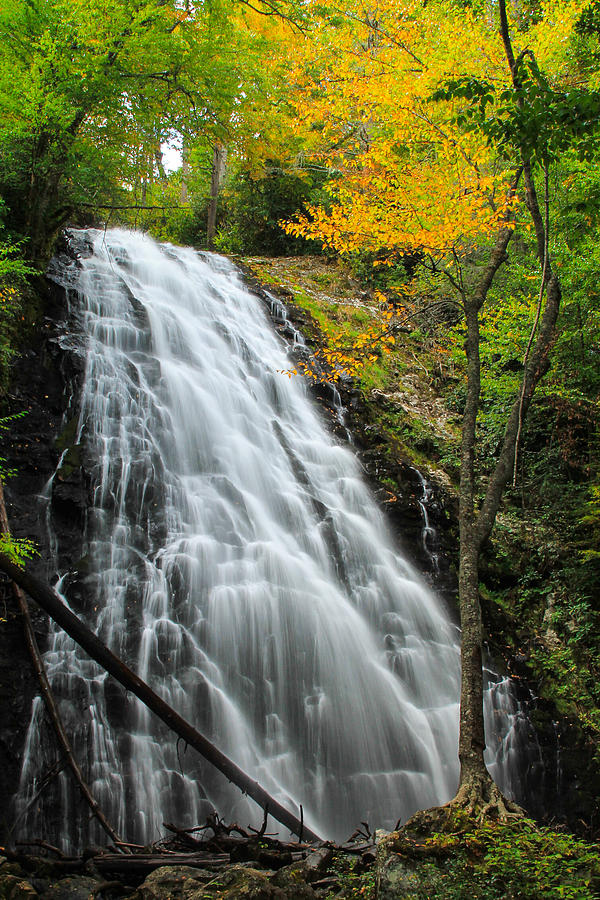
[281,0,587,264]
[268,1,592,384]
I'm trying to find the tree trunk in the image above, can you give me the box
[457,538,486,788]
[454,216,517,797]
[448,4,564,815]
[154,146,167,182]
[207,144,225,250]
[181,142,190,204]
[457,299,488,789]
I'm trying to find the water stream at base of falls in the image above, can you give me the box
[16,229,528,849]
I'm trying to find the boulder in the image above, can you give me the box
[134,865,213,900]
[215,866,287,899]
[271,864,316,898]
[41,876,102,900]
[375,832,445,900]
[0,874,38,899]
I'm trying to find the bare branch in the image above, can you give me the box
[237,0,306,33]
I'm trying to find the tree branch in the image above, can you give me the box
[79,203,189,210]
[237,0,306,33]
[338,9,426,68]
[512,160,550,486]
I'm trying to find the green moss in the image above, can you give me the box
[55,416,80,453]
[324,852,376,899]
[52,416,84,480]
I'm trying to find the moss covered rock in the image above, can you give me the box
[134,865,213,899]
[214,866,287,899]
[0,874,38,899]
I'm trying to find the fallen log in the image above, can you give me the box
[93,849,308,877]
[93,852,231,875]
[0,848,87,876]
[0,553,321,843]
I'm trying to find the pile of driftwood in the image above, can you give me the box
[3,815,377,897]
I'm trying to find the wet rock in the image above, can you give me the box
[0,256,89,840]
[375,834,444,900]
[271,865,316,898]
[0,874,39,899]
[255,851,293,872]
[215,866,287,899]
[0,865,24,880]
[42,876,102,899]
[134,865,213,900]
[301,846,334,880]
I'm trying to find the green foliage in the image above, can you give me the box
[0,532,37,568]
[419,817,600,899]
[433,59,600,166]
[0,0,254,261]
[0,412,37,566]
[216,161,328,255]
[0,411,27,480]
[0,238,38,386]
[576,0,600,40]
[0,239,36,285]
[324,852,376,899]
[581,483,600,566]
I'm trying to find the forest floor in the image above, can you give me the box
[2,810,598,899]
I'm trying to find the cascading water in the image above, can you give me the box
[409,468,539,804]
[16,229,521,849]
[411,467,440,576]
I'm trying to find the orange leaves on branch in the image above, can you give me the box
[276,292,406,385]
[281,0,517,266]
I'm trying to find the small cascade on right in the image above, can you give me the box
[411,466,544,809]
[483,664,545,807]
[411,467,441,575]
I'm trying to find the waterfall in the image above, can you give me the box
[16,228,521,848]
[411,467,440,575]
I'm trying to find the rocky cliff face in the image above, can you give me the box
[0,235,91,842]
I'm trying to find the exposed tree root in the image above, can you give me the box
[449,775,525,823]
[402,777,526,839]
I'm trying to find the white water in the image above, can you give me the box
[16,229,519,848]
[411,467,440,575]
